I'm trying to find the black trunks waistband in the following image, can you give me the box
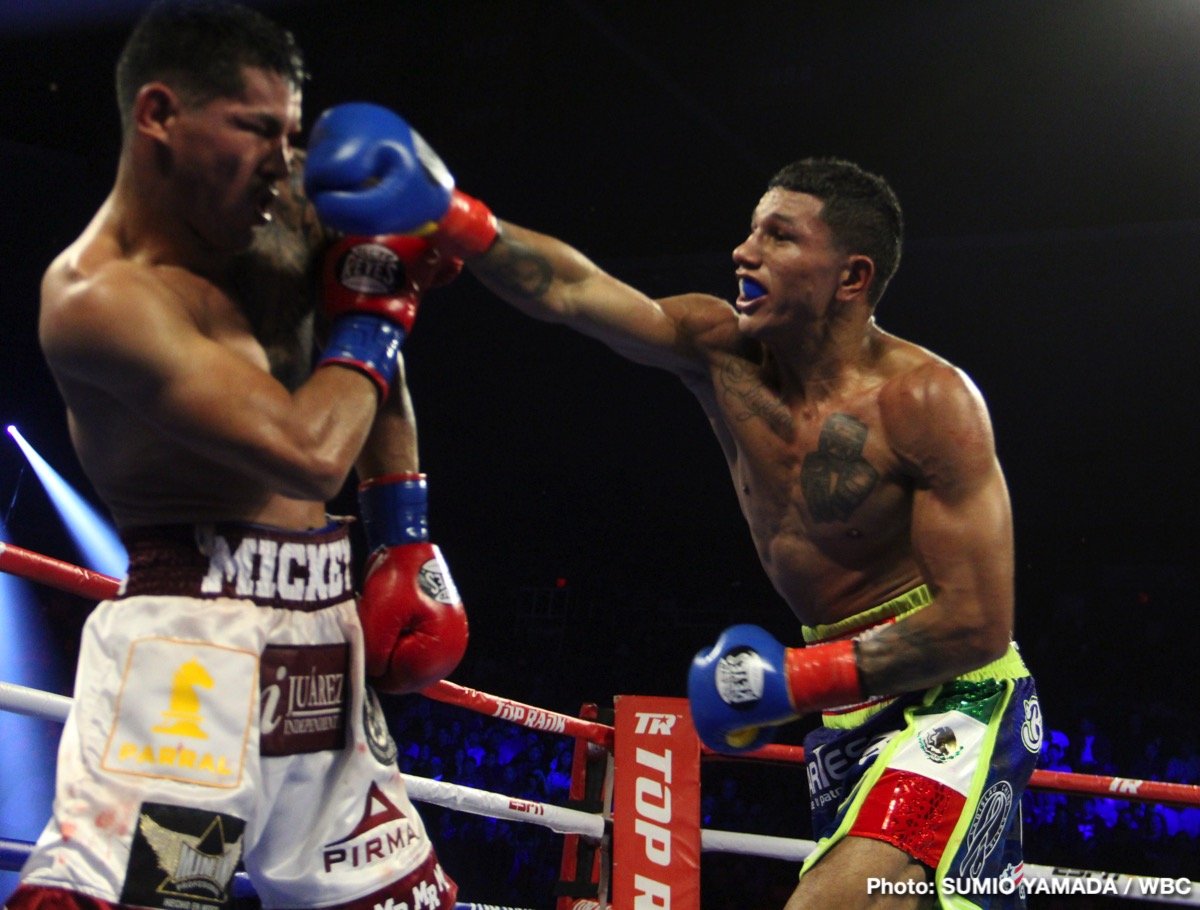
[118,521,354,611]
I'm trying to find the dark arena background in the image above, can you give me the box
[1,1,1198,907]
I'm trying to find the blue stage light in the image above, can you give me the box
[6,426,126,577]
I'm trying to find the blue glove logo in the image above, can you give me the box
[715,647,767,708]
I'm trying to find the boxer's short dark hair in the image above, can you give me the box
[116,0,307,131]
[768,158,904,304]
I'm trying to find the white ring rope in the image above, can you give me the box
[404,775,605,839]
[700,828,812,862]
[0,681,71,723]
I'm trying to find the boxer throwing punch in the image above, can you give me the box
[6,5,465,910]
[303,102,1041,909]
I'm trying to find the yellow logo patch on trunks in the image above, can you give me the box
[103,637,257,788]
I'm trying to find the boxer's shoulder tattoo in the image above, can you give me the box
[483,238,553,300]
[800,413,879,522]
[718,355,794,441]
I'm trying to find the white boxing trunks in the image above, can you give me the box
[7,522,456,910]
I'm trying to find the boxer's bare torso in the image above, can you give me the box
[39,93,332,531]
[673,299,947,627]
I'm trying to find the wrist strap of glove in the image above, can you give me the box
[438,190,498,258]
[319,314,405,401]
[358,472,429,551]
[784,639,863,714]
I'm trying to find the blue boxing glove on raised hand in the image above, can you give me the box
[687,624,863,754]
[304,102,497,258]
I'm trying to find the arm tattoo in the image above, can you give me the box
[718,356,795,440]
[481,239,554,301]
[858,619,943,694]
[801,414,879,522]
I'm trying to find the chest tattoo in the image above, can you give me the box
[801,413,879,522]
[719,356,794,440]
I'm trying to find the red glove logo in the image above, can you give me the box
[336,238,424,295]
[417,556,461,605]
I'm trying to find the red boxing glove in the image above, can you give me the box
[785,639,863,715]
[432,190,499,260]
[322,234,462,334]
[319,235,462,398]
[358,541,468,694]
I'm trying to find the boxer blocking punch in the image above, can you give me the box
[8,7,465,909]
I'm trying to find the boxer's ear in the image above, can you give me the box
[837,254,875,303]
[133,82,181,142]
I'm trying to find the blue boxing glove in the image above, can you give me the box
[688,625,797,754]
[688,624,863,754]
[305,102,497,257]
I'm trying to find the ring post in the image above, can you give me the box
[611,695,700,910]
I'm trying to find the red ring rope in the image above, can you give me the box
[0,541,120,600]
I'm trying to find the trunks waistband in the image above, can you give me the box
[117,521,355,611]
[801,585,934,645]
[801,585,1029,728]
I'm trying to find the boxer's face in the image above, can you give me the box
[731,188,847,340]
[170,66,301,253]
